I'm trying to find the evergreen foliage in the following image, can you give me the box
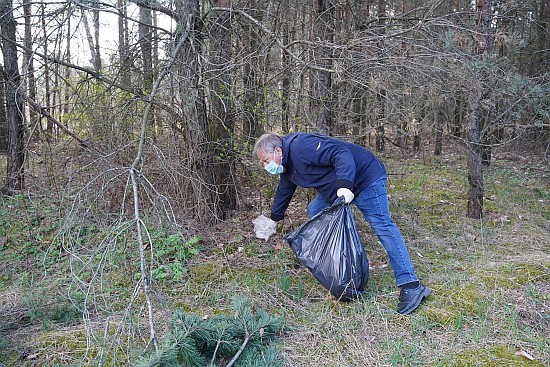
[136,296,284,367]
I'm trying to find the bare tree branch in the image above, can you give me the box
[128,14,192,352]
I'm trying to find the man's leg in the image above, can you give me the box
[353,176,430,314]
[307,194,331,218]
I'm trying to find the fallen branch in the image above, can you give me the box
[129,13,193,353]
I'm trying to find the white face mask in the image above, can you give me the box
[265,160,283,175]
[264,149,283,174]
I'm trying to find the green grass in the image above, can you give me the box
[1,153,548,366]
[436,344,547,366]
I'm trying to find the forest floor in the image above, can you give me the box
[0,145,548,366]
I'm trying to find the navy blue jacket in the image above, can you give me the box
[270,133,386,221]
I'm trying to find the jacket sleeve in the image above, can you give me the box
[270,175,297,221]
[305,135,356,191]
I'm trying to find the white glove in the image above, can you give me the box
[252,215,278,240]
[337,188,354,203]
[266,219,278,231]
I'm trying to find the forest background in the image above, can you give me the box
[0,0,548,366]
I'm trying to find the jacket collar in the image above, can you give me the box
[281,133,300,166]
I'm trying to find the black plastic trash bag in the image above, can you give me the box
[284,198,369,301]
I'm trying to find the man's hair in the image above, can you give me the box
[253,133,282,159]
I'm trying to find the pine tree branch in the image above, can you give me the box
[225,332,251,367]
[210,339,222,366]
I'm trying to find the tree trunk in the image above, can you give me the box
[0,0,26,191]
[453,91,463,137]
[352,0,370,146]
[434,104,443,156]
[375,0,386,152]
[62,13,72,132]
[352,93,366,146]
[375,123,385,152]
[281,0,290,134]
[241,1,265,141]
[23,0,37,134]
[375,89,385,152]
[118,0,131,86]
[41,3,52,139]
[139,4,155,142]
[175,0,219,221]
[92,4,102,71]
[0,80,7,152]
[82,6,102,71]
[210,0,237,217]
[534,0,549,75]
[467,90,483,218]
[467,0,493,219]
[311,0,334,134]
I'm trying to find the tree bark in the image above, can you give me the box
[0,80,7,152]
[375,90,385,152]
[280,0,290,134]
[23,0,37,135]
[0,0,25,191]
[311,0,335,134]
[92,3,102,71]
[434,103,443,156]
[41,3,53,139]
[351,0,370,146]
[467,0,493,219]
[139,4,155,142]
[453,91,463,137]
[175,0,218,221]
[534,0,549,75]
[82,6,102,71]
[118,0,130,85]
[375,0,386,152]
[61,11,72,138]
[467,89,483,218]
[210,0,237,217]
[241,1,265,140]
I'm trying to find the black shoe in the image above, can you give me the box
[397,283,431,315]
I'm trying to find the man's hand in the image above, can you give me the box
[266,219,278,232]
[337,188,354,203]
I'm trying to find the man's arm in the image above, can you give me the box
[270,176,297,221]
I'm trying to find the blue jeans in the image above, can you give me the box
[307,177,418,286]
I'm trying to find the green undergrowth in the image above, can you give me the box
[436,344,547,366]
[1,154,548,366]
[387,160,467,231]
[473,263,549,288]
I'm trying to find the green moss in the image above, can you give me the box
[227,263,282,287]
[388,164,466,231]
[33,327,134,366]
[472,263,550,289]
[188,262,220,281]
[425,261,549,329]
[186,261,284,292]
[425,284,482,325]
[439,344,546,366]
[169,301,202,313]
